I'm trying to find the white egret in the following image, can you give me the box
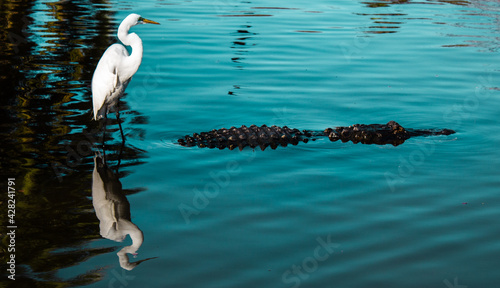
[91,13,159,142]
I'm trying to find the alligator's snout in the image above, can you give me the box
[439,129,456,135]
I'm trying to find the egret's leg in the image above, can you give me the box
[116,140,125,173]
[116,106,126,143]
[102,107,108,148]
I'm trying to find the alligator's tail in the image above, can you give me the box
[177,121,455,150]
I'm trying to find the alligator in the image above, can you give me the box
[177,121,455,150]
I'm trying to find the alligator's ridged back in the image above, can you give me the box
[177,125,311,150]
[177,121,455,150]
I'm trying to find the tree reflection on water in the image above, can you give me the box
[0,0,147,286]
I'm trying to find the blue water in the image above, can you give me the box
[1,0,500,287]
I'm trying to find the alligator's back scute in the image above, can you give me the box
[177,121,455,150]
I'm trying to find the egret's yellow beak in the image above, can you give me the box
[142,18,160,25]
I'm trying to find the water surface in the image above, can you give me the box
[1,0,499,287]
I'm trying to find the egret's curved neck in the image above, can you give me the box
[117,23,143,77]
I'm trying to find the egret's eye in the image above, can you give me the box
[138,17,144,23]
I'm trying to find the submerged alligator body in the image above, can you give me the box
[177,121,455,151]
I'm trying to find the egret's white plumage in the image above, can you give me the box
[91,13,159,127]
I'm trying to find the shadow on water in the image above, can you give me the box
[357,0,500,42]
[357,0,500,50]
[0,0,147,286]
[356,0,469,34]
[227,25,257,96]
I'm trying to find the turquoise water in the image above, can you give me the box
[1,0,500,287]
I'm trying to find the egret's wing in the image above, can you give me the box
[91,44,129,120]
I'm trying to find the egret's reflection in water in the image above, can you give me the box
[92,154,154,270]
